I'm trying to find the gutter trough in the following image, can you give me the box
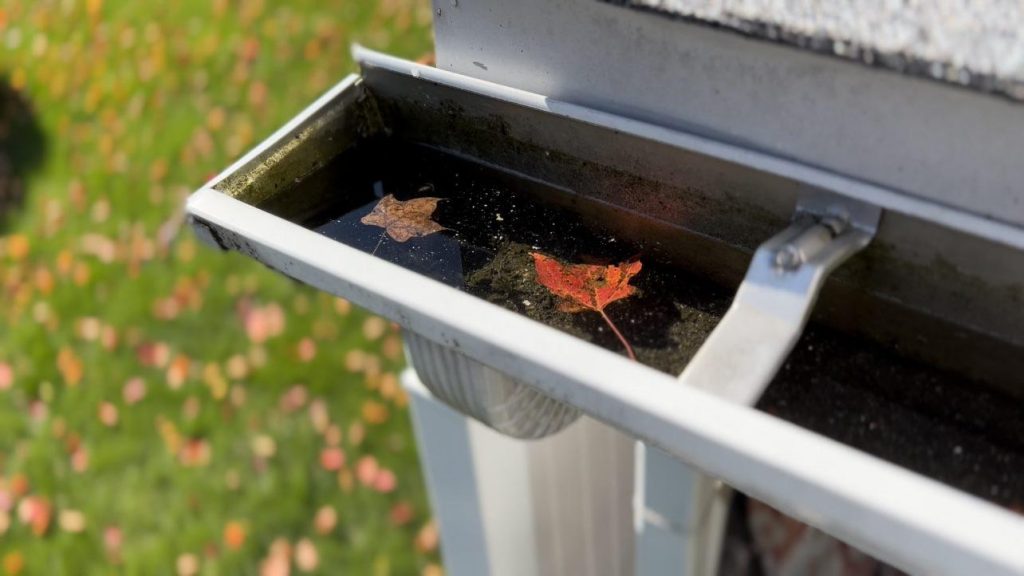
[187,47,1024,575]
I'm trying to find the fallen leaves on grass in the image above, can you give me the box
[530,252,641,360]
[1,4,435,572]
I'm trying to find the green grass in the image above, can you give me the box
[0,1,437,574]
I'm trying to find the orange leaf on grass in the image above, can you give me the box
[314,505,337,535]
[0,362,12,391]
[224,521,247,551]
[295,538,319,572]
[319,448,345,472]
[2,551,24,575]
[17,496,50,536]
[390,501,414,526]
[360,194,447,243]
[530,253,642,360]
[104,525,123,562]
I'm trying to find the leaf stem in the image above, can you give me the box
[599,309,636,361]
[370,231,385,256]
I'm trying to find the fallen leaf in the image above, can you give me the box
[296,338,316,362]
[338,469,355,493]
[166,355,191,390]
[313,506,337,535]
[356,456,378,487]
[319,448,345,472]
[122,377,146,404]
[57,347,84,387]
[308,400,329,434]
[362,316,387,341]
[390,502,413,526]
[17,496,50,536]
[415,520,439,554]
[372,469,397,494]
[251,434,276,459]
[2,551,23,575]
[6,234,29,261]
[347,422,365,447]
[179,439,210,467]
[382,335,403,361]
[223,521,246,551]
[98,402,118,427]
[104,526,123,562]
[136,341,170,368]
[294,538,318,572]
[0,363,12,391]
[176,553,199,576]
[361,400,389,425]
[260,553,290,576]
[531,253,641,360]
[70,448,89,473]
[9,475,28,498]
[58,509,86,533]
[344,349,366,373]
[333,298,351,315]
[225,354,248,379]
[360,194,446,244]
[279,385,307,412]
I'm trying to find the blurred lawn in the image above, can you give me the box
[0,0,437,574]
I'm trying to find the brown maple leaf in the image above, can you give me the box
[360,194,447,247]
[531,252,641,360]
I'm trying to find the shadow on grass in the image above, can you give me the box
[0,76,47,231]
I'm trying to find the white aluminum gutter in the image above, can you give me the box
[188,50,1024,575]
[190,187,1024,576]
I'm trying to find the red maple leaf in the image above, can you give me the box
[531,252,641,360]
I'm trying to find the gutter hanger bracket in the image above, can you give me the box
[678,193,881,406]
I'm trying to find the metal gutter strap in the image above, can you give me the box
[656,195,878,576]
[679,194,880,404]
